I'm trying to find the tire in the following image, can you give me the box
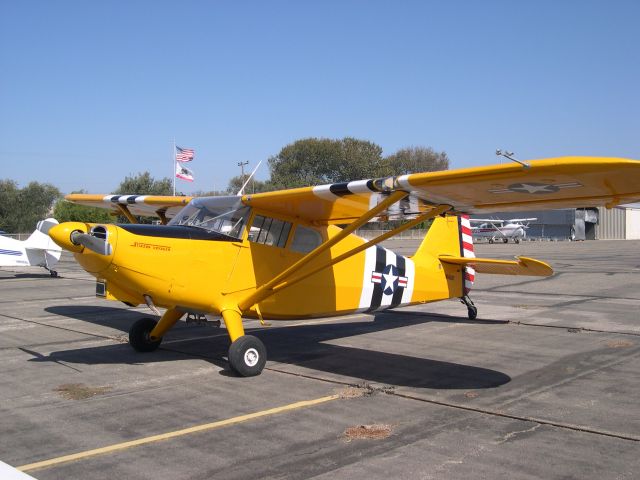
[467,306,478,320]
[129,317,162,352]
[488,238,494,244]
[228,335,267,377]
[503,238,508,244]
[515,238,520,244]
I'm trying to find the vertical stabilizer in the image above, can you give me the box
[412,214,475,298]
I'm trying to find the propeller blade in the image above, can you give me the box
[70,231,112,256]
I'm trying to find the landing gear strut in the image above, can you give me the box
[460,295,477,320]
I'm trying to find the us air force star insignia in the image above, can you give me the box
[488,182,582,195]
[370,264,409,295]
[508,183,559,194]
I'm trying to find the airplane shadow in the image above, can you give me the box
[0,272,53,279]
[35,306,511,390]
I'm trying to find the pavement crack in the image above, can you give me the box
[494,423,541,445]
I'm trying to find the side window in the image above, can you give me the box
[290,226,323,253]
[248,215,292,248]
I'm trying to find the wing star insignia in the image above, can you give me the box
[489,182,583,195]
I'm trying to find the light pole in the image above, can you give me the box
[238,161,249,189]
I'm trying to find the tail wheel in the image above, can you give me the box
[228,335,267,377]
[129,318,162,352]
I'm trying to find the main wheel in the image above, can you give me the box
[467,305,478,320]
[228,335,267,377]
[503,238,509,244]
[488,238,494,244]
[514,238,520,244]
[129,317,162,352]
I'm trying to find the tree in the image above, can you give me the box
[0,180,19,232]
[268,137,387,189]
[225,175,274,195]
[53,191,114,224]
[0,180,60,233]
[115,172,173,223]
[116,171,173,196]
[384,146,449,175]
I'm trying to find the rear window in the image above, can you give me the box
[290,226,323,253]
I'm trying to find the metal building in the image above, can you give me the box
[471,205,640,241]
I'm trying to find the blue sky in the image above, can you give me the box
[1,0,638,194]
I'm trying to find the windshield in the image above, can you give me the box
[168,196,251,240]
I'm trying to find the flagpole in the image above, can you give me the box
[172,138,176,196]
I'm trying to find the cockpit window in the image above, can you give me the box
[168,196,251,240]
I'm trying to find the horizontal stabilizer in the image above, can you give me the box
[439,255,552,276]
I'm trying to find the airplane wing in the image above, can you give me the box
[439,255,553,276]
[469,218,505,224]
[243,157,640,224]
[64,194,193,222]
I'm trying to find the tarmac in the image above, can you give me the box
[1,239,639,479]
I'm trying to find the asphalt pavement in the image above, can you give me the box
[1,240,639,479]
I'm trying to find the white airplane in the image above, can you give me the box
[0,218,62,276]
[470,217,537,244]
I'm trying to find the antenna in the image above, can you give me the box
[237,160,263,195]
[496,149,530,169]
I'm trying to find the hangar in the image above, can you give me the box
[470,204,640,241]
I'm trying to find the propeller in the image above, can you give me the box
[70,231,112,256]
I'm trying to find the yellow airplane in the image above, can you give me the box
[49,157,640,376]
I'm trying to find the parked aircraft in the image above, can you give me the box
[48,157,640,376]
[470,218,537,243]
[0,219,62,276]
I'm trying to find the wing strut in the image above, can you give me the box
[237,190,408,311]
[114,204,138,224]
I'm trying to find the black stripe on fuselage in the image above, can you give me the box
[367,246,386,312]
[390,254,406,308]
[118,224,236,241]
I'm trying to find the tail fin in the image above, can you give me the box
[24,218,62,260]
[413,214,475,296]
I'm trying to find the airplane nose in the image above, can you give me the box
[49,222,116,274]
[48,222,87,253]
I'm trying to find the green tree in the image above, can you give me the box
[53,191,114,224]
[226,175,274,195]
[268,137,387,188]
[115,171,173,195]
[0,180,19,232]
[384,146,449,175]
[0,181,60,233]
[114,172,173,223]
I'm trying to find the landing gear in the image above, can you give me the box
[488,238,494,244]
[49,270,58,277]
[129,317,162,352]
[514,238,520,244]
[228,335,267,377]
[460,295,477,320]
[503,238,509,244]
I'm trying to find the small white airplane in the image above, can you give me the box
[470,217,537,244]
[0,218,62,276]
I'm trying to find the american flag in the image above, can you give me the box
[176,146,195,162]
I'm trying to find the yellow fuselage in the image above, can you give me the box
[51,214,465,320]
